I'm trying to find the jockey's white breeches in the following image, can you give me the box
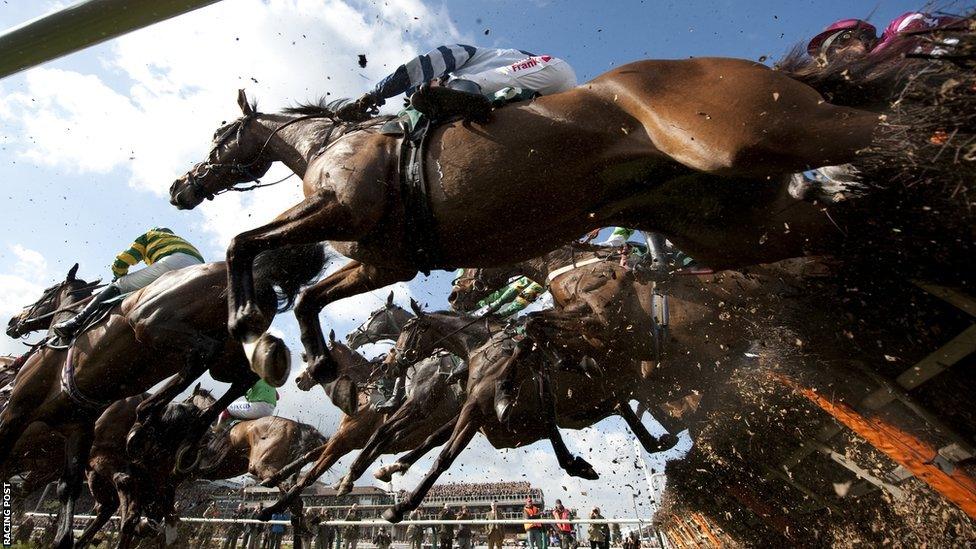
[454,56,577,96]
[112,253,204,293]
[226,399,275,420]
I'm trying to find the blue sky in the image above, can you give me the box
[0,0,934,519]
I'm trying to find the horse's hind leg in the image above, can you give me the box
[53,422,96,549]
[75,469,119,548]
[293,262,414,384]
[174,370,258,473]
[616,400,679,454]
[373,415,458,482]
[382,406,481,523]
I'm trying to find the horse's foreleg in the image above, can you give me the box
[294,262,414,384]
[382,406,481,523]
[339,411,416,493]
[54,422,95,549]
[374,414,458,482]
[227,191,365,343]
[536,366,598,480]
[616,400,679,453]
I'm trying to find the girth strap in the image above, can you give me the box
[60,346,113,411]
[398,116,444,275]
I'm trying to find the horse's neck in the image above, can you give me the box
[430,314,495,357]
[255,115,336,177]
[50,284,94,330]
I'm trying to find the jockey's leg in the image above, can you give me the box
[51,284,121,339]
[293,261,414,385]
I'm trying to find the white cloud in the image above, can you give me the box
[8,244,48,280]
[1,0,461,247]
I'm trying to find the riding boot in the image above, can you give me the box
[375,375,406,413]
[410,80,492,121]
[52,285,121,340]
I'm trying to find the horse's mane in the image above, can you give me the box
[282,96,397,125]
[282,97,352,117]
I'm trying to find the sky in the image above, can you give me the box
[0,0,938,520]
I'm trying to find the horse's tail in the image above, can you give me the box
[252,244,331,313]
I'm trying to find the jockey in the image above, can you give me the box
[52,228,204,339]
[807,13,962,61]
[472,276,546,318]
[590,227,670,271]
[337,44,577,120]
[218,379,278,425]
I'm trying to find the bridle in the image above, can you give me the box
[186,113,341,201]
[10,280,103,335]
[392,308,499,370]
[348,306,404,346]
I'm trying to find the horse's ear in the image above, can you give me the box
[387,291,395,306]
[66,263,79,281]
[409,298,424,316]
[193,382,202,394]
[329,329,336,343]
[237,89,254,116]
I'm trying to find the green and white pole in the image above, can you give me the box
[0,0,223,79]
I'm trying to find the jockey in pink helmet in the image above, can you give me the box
[808,13,963,61]
[872,12,964,56]
[806,19,878,59]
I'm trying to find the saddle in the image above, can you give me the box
[377,87,540,273]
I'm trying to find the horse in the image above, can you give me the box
[0,248,320,548]
[363,302,684,522]
[170,57,882,389]
[189,413,329,549]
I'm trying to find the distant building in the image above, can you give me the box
[234,480,550,542]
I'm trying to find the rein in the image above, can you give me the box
[13,280,105,331]
[190,113,341,200]
[395,306,501,368]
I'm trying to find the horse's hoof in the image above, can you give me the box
[374,462,406,482]
[657,433,680,451]
[256,507,276,522]
[249,333,291,387]
[126,423,149,459]
[567,457,599,480]
[228,303,268,343]
[382,507,405,523]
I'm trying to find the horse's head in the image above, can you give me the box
[448,267,514,312]
[169,90,274,210]
[6,264,97,338]
[383,299,459,372]
[346,291,414,349]
[187,382,217,410]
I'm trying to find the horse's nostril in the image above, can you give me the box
[448,291,457,303]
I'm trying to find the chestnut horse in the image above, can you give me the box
[170,58,878,388]
[0,249,319,548]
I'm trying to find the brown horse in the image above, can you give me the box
[170,58,879,387]
[0,249,319,548]
[364,304,681,522]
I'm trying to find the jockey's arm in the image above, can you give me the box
[111,233,150,279]
[371,44,477,102]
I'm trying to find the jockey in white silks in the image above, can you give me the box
[337,44,577,120]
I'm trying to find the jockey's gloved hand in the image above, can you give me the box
[335,93,382,122]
